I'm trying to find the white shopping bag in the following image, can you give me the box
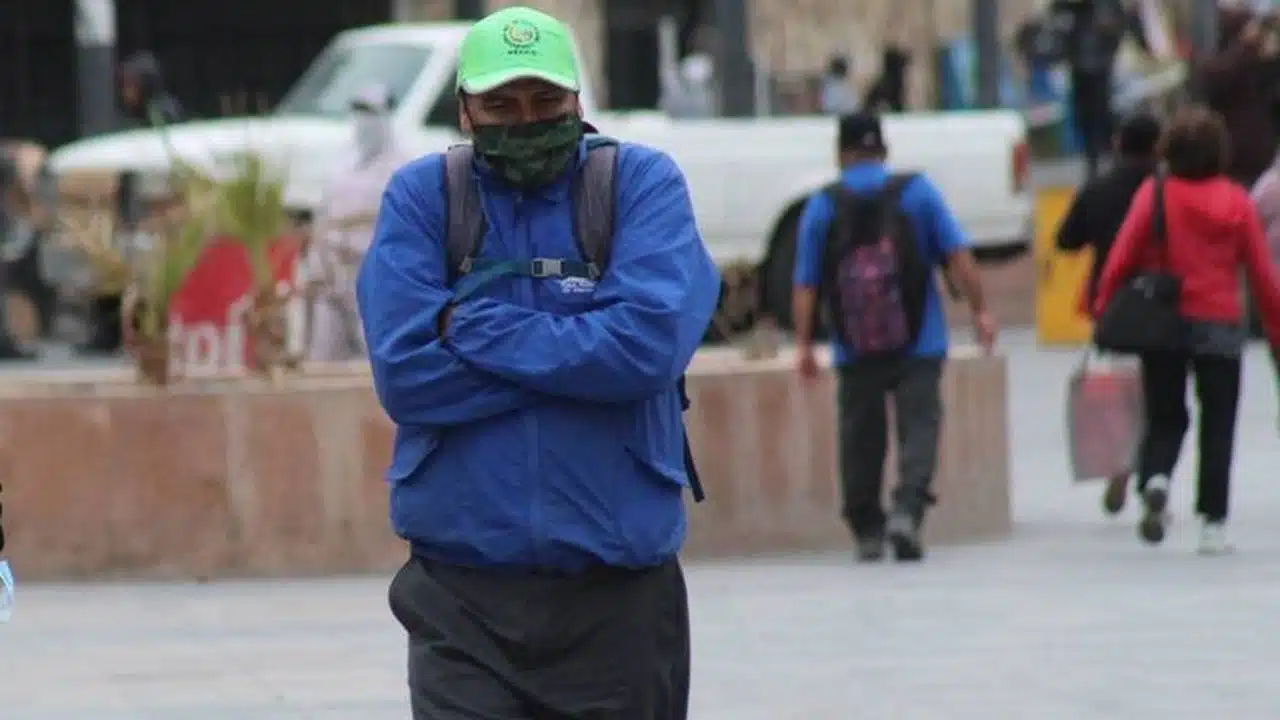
[1066,351,1145,482]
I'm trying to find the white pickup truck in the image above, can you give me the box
[48,21,1032,325]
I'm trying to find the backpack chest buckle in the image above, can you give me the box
[530,258,563,278]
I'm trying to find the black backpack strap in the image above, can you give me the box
[570,136,619,277]
[871,172,915,244]
[442,144,487,282]
[571,137,703,502]
[677,376,704,502]
[879,172,917,213]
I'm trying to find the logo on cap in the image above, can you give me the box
[503,20,540,51]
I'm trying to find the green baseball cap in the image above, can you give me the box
[456,6,581,95]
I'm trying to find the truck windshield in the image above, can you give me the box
[275,43,431,117]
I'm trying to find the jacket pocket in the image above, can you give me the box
[617,399,689,563]
[386,426,441,487]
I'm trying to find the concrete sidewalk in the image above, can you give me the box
[3,332,1280,719]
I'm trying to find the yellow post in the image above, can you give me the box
[1034,186,1095,346]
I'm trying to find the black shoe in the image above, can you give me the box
[855,533,886,563]
[1138,475,1170,545]
[1102,474,1129,516]
[887,512,924,562]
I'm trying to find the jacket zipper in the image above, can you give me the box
[514,193,545,566]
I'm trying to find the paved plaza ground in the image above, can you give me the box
[3,331,1280,719]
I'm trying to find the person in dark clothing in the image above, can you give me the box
[79,51,185,357]
[1057,111,1160,516]
[1049,0,1143,180]
[864,47,911,113]
[118,51,184,127]
[0,153,41,361]
[1198,5,1279,188]
[1057,112,1161,306]
[1200,6,1280,340]
[1094,106,1280,555]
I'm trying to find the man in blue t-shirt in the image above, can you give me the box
[791,112,996,563]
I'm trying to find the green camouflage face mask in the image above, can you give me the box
[471,114,583,190]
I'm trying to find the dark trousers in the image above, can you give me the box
[1138,352,1241,522]
[1071,68,1113,180]
[389,556,691,720]
[837,357,944,537]
[81,295,123,352]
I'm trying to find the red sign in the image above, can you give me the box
[167,235,301,375]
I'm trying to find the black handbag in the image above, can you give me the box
[1093,173,1184,354]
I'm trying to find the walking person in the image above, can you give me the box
[78,50,186,357]
[820,55,860,115]
[1249,95,1280,423]
[863,47,911,113]
[356,7,719,718]
[1093,106,1280,554]
[1198,3,1279,189]
[118,51,185,127]
[791,112,996,563]
[1049,0,1141,179]
[0,153,40,360]
[1056,111,1161,514]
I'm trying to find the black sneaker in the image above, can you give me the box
[855,532,885,563]
[1102,474,1129,516]
[1138,475,1170,545]
[886,512,924,562]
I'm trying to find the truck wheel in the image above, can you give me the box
[759,209,827,340]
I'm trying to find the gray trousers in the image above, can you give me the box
[836,357,944,537]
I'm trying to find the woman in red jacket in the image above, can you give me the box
[1094,106,1280,555]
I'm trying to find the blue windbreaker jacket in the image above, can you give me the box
[356,140,721,571]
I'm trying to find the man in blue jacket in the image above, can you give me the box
[791,112,995,564]
[356,7,719,719]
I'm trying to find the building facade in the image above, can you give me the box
[401,0,1050,109]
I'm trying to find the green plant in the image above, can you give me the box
[210,152,289,291]
[133,209,211,343]
[56,197,132,296]
[151,118,297,378]
[152,113,288,292]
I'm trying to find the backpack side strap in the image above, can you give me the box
[570,137,620,278]
[677,376,705,502]
[442,144,486,281]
